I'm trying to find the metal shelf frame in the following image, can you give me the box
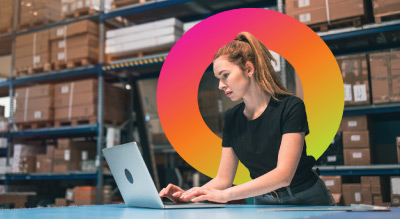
[316,165,400,176]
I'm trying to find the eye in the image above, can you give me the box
[223,73,229,79]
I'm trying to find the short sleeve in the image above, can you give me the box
[222,111,232,147]
[282,97,310,136]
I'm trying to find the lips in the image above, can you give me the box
[225,91,233,96]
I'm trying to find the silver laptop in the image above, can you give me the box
[102,142,226,209]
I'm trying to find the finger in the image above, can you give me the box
[159,188,165,196]
[191,195,208,202]
[165,184,174,194]
[184,190,206,200]
[180,187,198,198]
[173,191,183,197]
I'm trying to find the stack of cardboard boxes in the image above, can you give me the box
[285,0,368,28]
[61,0,113,18]
[320,176,342,205]
[361,176,391,206]
[0,0,13,33]
[53,139,96,172]
[55,185,113,206]
[372,0,400,23]
[337,54,371,106]
[105,18,183,57]
[15,30,51,73]
[317,132,344,165]
[369,51,400,104]
[342,115,372,165]
[14,84,54,127]
[50,20,99,69]
[36,145,55,173]
[11,144,45,173]
[18,0,62,29]
[54,78,127,126]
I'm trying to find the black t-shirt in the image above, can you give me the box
[222,94,316,188]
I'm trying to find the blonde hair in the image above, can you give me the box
[213,32,292,100]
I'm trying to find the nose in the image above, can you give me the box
[218,80,226,90]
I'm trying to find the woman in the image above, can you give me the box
[159,32,335,206]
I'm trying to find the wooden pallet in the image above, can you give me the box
[106,46,171,63]
[309,16,366,32]
[375,11,400,23]
[111,0,145,9]
[53,58,96,71]
[16,121,53,130]
[14,63,52,77]
[17,19,54,31]
[55,117,97,127]
[63,8,96,19]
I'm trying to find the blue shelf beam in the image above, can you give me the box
[317,165,400,176]
[12,65,100,86]
[10,124,98,138]
[5,172,98,180]
[343,103,400,116]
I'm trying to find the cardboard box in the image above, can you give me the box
[73,186,96,206]
[360,187,373,204]
[343,148,371,165]
[342,184,363,206]
[337,54,370,106]
[50,20,98,40]
[36,154,52,173]
[373,0,400,20]
[55,198,68,207]
[320,176,342,193]
[53,160,69,173]
[343,131,370,148]
[15,84,53,100]
[47,145,55,159]
[14,108,53,123]
[341,115,368,131]
[392,194,400,206]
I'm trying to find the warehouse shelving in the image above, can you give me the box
[316,165,400,176]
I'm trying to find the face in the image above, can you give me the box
[213,56,254,101]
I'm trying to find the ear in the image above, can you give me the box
[245,61,255,77]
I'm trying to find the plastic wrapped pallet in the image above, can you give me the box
[18,0,62,29]
[105,18,183,56]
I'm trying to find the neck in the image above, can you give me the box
[242,85,271,118]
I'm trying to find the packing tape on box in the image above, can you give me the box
[68,82,75,119]
[24,88,30,122]
[325,0,331,24]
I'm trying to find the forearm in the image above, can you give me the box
[224,168,290,201]
[202,177,232,190]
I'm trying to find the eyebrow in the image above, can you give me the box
[218,70,226,76]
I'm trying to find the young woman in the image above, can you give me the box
[159,32,336,206]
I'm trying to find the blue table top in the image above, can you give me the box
[0,204,399,219]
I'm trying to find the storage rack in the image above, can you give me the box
[0,0,279,205]
[0,0,399,205]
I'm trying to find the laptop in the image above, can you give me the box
[102,142,226,209]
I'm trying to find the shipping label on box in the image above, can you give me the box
[343,131,370,148]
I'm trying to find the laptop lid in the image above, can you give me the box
[103,142,164,209]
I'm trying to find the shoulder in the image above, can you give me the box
[274,94,306,114]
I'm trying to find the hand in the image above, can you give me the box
[179,187,229,203]
[159,184,187,203]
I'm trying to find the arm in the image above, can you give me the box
[202,147,239,190]
[181,132,304,203]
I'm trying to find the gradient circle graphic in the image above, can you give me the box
[158,9,343,185]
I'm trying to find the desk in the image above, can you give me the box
[0,204,399,218]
